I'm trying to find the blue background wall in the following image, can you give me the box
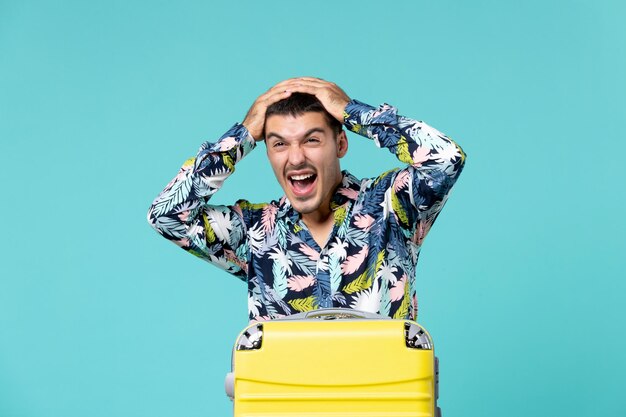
[1,1,625,416]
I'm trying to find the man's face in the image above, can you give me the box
[265,112,348,219]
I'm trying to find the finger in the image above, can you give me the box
[281,76,323,83]
[285,79,340,93]
[294,76,326,82]
[253,80,294,104]
[258,83,302,102]
[264,79,345,101]
[293,77,335,87]
[283,83,317,94]
[256,86,291,104]
[280,82,330,97]
[272,77,326,89]
[270,80,322,94]
[267,77,305,91]
[261,89,293,107]
[269,79,309,92]
[270,77,337,92]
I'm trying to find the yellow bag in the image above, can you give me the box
[225,308,441,417]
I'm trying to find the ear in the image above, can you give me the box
[336,130,348,158]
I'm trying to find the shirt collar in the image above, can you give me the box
[331,170,361,209]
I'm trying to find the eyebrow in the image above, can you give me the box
[266,127,327,142]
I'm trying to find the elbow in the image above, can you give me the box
[147,204,160,233]
[440,141,466,181]
[453,143,466,179]
[146,199,169,235]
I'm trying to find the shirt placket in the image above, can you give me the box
[295,219,337,309]
[315,248,331,308]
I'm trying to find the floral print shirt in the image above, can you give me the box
[147,99,465,322]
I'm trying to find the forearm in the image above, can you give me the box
[147,123,255,251]
[343,100,465,179]
[149,124,254,217]
[343,99,466,238]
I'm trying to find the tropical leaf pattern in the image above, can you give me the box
[148,100,465,322]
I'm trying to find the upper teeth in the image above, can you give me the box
[291,174,313,181]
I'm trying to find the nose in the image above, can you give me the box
[287,144,305,167]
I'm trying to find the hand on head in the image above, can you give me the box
[243,77,351,141]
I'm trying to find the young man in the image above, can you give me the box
[148,77,465,322]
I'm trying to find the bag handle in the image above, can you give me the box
[278,308,386,321]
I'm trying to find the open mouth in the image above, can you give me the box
[288,173,317,197]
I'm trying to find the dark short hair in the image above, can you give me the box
[265,93,343,136]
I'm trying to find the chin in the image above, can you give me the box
[291,203,315,215]
[291,198,321,215]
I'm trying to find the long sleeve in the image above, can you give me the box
[343,99,466,241]
[147,123,256,280]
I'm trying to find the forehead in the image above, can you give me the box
[265,112,332,139]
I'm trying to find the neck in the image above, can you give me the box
[301,208,335,248]
[301,173,342,226]
[301,208,334,228]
